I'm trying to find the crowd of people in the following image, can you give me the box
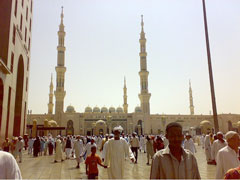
[1,122,240,179]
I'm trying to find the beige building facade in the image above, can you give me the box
[27,10,240,137]
[0,0,33,143]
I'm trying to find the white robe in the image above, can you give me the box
[102,140,109,160]
[54,139,63,161]
[216,146,240,179]
[211,139,227,161]
[0,151,22,179]
[104,138,135,179]
[85,142,96,158]
[73,139,84,163]
[184,139,196,154]
[140,136,146,151]
[204,135,212,162]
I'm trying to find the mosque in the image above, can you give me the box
[26,9,240,137]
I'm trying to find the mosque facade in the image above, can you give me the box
[27,9,240,137]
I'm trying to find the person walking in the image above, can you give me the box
[130,132,140,163]
[54,136,64,163]
[183,134,197,154]
[33,137,40,157]
[65,136,72,159]
[2,138,11,152]
[85,145,107,179]
[73,136,84,168]
[146,135,154,165]
[16,136,24,163]
[216,131,240,179]
[104,126,135,179]
[211,132,227,164]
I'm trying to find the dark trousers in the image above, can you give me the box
[131,147,138,162]
[88,173,98,179]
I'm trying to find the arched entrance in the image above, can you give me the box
[95,120,106,135]
[66,120,74,135]
[135,120,143,135]
[13,55,24,136]
[0,78,3,131]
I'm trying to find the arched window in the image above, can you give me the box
[66,120,74,135]
[0,78,3,131]
[13,55,24,136]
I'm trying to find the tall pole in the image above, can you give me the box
[202,0,219,132]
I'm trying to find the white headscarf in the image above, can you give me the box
[113,125,123,133]
[225,131,238,141]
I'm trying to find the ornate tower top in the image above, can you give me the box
[140,15,145,40]
[123,76,128,113]
[189,79,194,115]
[61,6,64,24]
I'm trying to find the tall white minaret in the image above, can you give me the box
[48,74,54,114]
[54,7,66,121]
[189,80,194,115]
[138,15,151,114]
[123,77,128,113]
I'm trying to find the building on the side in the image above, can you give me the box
[26,10,240,137]
[0,0,33,143]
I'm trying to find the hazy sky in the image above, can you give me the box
[28,0,240,115]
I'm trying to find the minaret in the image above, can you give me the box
[54,7,66,122]
[138,15,151,114]
[189,80,194,115]
[48,74,54,114]
[123,77,128,113]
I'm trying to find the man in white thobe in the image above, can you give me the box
[73,136,84,168]
[16,136,24,163]
[216,131,240,179]
[140,135,146,153]
[54,136,64,162]
[104,126,135,179]
[28,137,34,155]
[183,135,196,154]
[211,132,227,164]
[204,134,212,164]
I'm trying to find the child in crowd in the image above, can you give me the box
[85,145,107,179]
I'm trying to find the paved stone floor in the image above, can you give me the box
[18,145,216,179]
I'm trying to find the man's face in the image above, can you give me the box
[228,134,240,149]
[186,136,190,140]
[217,134,223,140]
[91,147,96,154]
[114,130,120,138]
[166,127,184,148]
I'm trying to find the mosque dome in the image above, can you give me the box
[85,106,93,113]
[66,105,75,113]
[135,106,142,113]
[96,119,106,125]
[93,106,100,113]
[109,107,116,113]
[237,121,240,126]
[116,107,123,113]
[49,120,57,126]
[101,107,108,113]
[200,120,211,125]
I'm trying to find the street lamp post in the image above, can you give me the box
[202,0,219,132]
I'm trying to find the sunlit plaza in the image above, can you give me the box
[18,145,215,179]
[1,0,240,179]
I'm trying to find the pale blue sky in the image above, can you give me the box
[29,0,240,115]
